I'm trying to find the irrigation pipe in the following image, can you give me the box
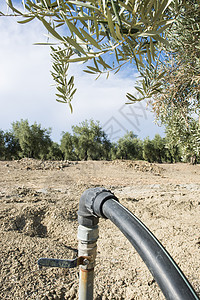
[38,187,199,300]
[78,187,199,300]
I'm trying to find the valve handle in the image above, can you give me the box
[37,256,91,269]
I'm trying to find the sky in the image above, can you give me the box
[0,1,165,143]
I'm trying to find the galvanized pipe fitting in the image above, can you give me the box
[77,225,99,300]
[77,225,99,269]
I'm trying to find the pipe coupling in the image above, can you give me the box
[78,225,99,269]
[78,188,118,226]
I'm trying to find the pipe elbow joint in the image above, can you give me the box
[78,187,118,227]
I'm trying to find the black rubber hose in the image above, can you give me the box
[101,198,199,300]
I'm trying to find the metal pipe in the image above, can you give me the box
[79,268,94,299]
[77,225,99,300]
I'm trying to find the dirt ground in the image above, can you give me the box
[0,159,199,299]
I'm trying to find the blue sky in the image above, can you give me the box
[0,1,165,143]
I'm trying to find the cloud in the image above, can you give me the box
[0,3,164,142]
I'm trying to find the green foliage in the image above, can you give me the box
[47,142,63,160]
[51,47,76,112]
[72,120,111,160]
[134,1,200,162]
[1,118,198,163]
[109,142,117,160]
[163,136,181,163]
[142,1,200,122]
[12,119,52,159]
[2,0,183,109]
[4,131,21,160]
[60,132,77,160]
[165,113,200,163]
[143,137,156,163]
[143,134,170,163]
[0,130,6,160]
[60,120,111,161]
[0,130,21,160]
[114,131,143,160]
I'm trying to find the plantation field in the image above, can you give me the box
[0,159,199,299]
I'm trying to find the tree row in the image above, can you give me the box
[0,119,198,164]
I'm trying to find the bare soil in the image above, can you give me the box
[0,159,199,299]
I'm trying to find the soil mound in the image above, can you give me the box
[112,160,164,175]
[8,158,78,171]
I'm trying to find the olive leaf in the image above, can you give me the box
[3,0,182,111]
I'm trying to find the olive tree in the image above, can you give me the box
[165,114,200,164]
[143,134,169,163]
[60,131,77,160]
[72,119,111,160]
[114,131,143,160]
[1,0,182,111]
[12,119,52,159]
[140,1,200,160]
